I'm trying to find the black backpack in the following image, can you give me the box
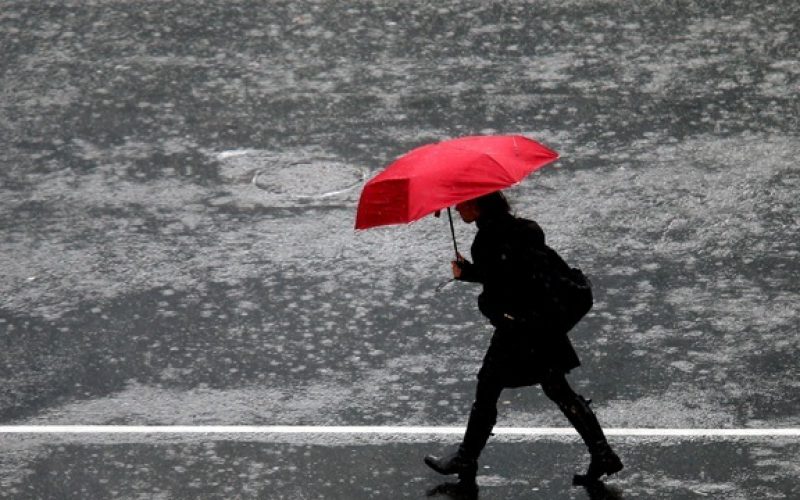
[539,245,594,333]
[509,219,594,333]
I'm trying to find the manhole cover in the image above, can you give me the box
[217,149,367,201]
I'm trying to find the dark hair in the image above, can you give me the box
[475,191,511,217]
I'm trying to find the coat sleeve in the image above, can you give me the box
[474,219,553,324]
[455,218,545,286]
[456,219,528,284]
[454,233,516,284]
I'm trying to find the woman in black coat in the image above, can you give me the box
[424,191,623,487]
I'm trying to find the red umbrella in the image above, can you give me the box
[355,135,559,252]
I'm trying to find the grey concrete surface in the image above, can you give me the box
[1,0,798,498]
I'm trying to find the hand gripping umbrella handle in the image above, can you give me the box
[447,207,459,258]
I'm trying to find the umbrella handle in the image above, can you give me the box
[447,207,459,258]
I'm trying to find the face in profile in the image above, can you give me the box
[455,200,480,223]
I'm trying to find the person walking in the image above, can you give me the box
[424,191,623,488]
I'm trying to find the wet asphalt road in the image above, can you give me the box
[2,435,798,499]
[1,0,798,498]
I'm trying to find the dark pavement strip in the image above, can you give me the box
[1,435,798,499]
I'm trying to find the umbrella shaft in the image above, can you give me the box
[447,208,459,258]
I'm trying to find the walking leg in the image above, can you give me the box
[425,377,503,483]
[461,377,503,458]
[541,371,623,482]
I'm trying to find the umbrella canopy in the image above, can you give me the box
[354,135,559,230]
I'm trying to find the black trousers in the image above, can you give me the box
[461,368,610,458]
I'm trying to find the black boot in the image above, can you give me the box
[552,392,623,482]
[588,445,623,480]
[564,396,623,483]
[424,445,478,482]
[573,443,624,484]
[426,381,499,483]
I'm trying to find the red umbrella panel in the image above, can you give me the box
[355,135,559,230]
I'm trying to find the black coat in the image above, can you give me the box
[457,212,581,387]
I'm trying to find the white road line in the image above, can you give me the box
[1,426,798,437]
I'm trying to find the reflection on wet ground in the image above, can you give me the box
[1,0,798,498]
